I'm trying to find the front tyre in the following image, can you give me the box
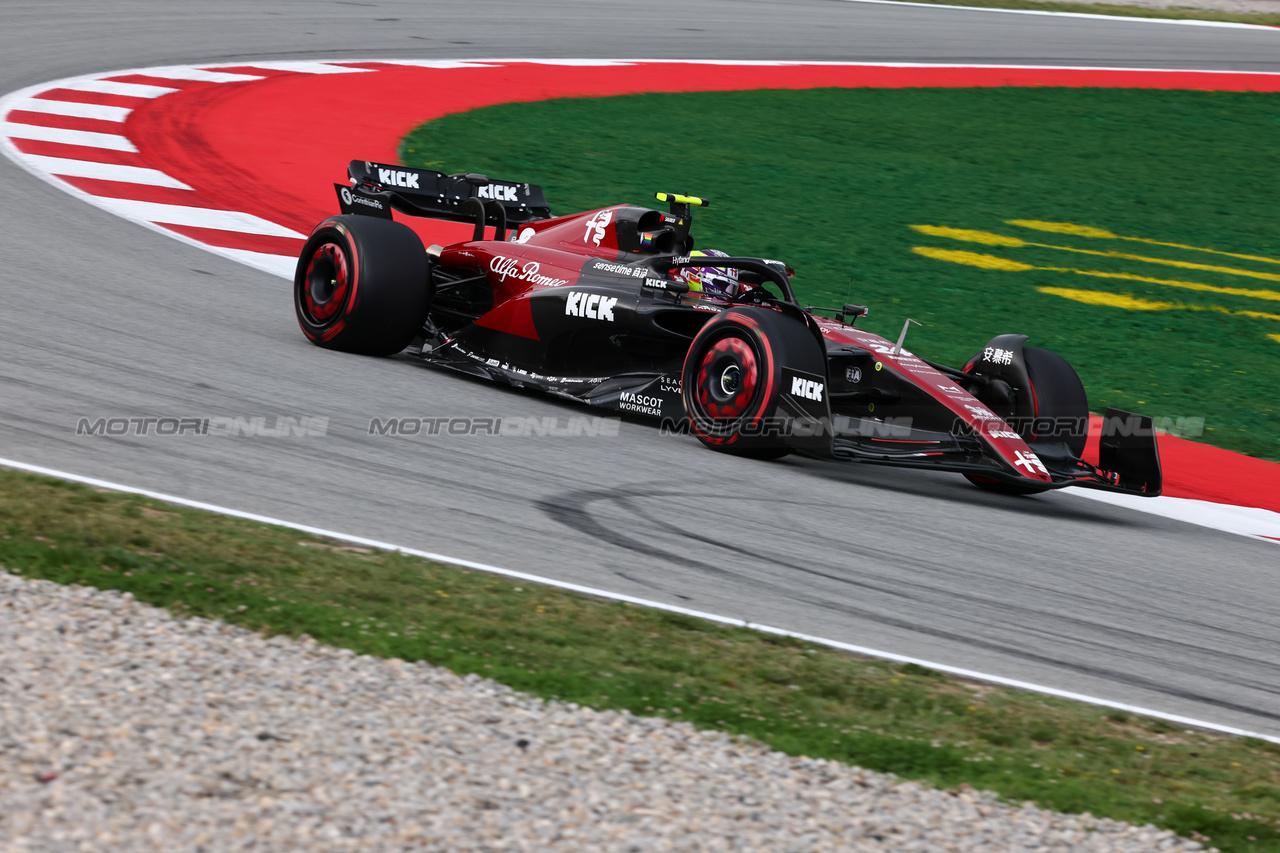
[965,345,1089,495]
[1019,346,1089,458]
[685,326,786,458]
[294,215,429,356]
[682,308,825,458]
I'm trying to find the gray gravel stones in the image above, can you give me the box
[0,570,1209,852]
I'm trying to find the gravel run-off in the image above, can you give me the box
[0,571,1210,851]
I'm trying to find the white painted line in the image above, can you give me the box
[140,66,265,83]
[1070,489,1280,542]
[212,247,299,278]
[837,0,1280,29]
[449,59,1280,74]
[10,153,193,188]
[485,59,633,67]
[1,122,136,151]
[0,454,1275,744]
[61,79,180,98]
[370,60,502,69]
[92,197,306,238]
[6,98,131,122]
[234,61,374,75]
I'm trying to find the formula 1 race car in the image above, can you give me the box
[294,160,1162,496]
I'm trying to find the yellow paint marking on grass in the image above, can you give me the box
[910,225,1026,247]
[915,245,1280,320]
[1269,334,1280,345]
[1233,308,1280,322]
[910,247,1034,271]
[1008,220,1280,267]
[1039,265,1280,303]
[1037,287,1280,322]
[1036,288,1179,310]
[1009,221,1119,240]
[1058,246,1280,283]
[915,225,1280,284]
[912,246,1280,300]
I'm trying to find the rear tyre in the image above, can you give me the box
[965,345,1088,495]
[682,308,823,458]
[294,215,429,356]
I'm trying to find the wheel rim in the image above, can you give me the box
[302,242,349,324]
[694,335,760,421]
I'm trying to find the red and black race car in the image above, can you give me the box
[294,160,1161,497]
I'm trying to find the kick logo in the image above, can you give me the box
[478,184,518,201]
[377,168,419,189]
[584,210,612,246]
[565,291,617,322]
[790,375,824,402]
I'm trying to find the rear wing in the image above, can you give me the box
[335,159,552,237]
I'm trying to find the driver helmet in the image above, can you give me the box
[675,249,739,297]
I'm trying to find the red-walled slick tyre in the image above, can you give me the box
[682,307,824,458]
[294,215,429,356]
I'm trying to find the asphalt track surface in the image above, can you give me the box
[2,2,1279,736]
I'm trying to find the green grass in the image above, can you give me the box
[400,87,1280,461]
[872,0,1280,27]
[3,467,1279,850]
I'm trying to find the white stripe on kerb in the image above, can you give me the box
[92,197,306,238]
[143,67,266,83]
[1,122,136,151]
[373,60,502,69]
[6,98,132,122]
[1070,490,1280,543]
[61,79,180,98]
[232,61,373,75]
[13,154,193,189]
[212,248,299,278]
